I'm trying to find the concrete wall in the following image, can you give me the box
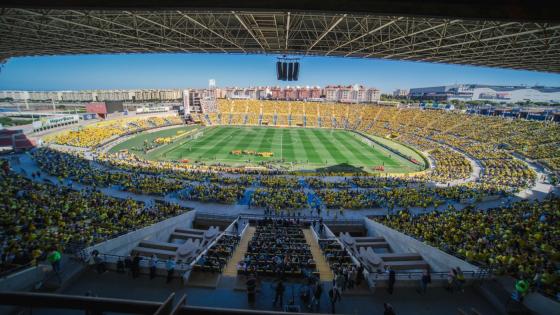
[82,210,196,258]
[363,218,478,273]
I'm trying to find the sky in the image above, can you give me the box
[1,53,560,93]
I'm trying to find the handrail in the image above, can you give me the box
[189,226,232,268]
[366,269,489,280]
[170,295,187,315]
[0,262,33,279]
[95,253,192,272]
[153,292,175,315]
[0,291,161,314]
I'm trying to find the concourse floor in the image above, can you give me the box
[26,269,500,315]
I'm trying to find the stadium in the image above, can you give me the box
[0,1,559,315]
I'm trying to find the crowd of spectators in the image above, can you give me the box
[251,188,308,211]
[319,239,361,287]
[0,160,187,273]
[194,234,240,272]
[48,116,182,148]
[375,197,559,296]
[31,147,516,211]
[180,184,245,204]
[237,219,318,278]
[316,190,378,209]
[33,148,184,195]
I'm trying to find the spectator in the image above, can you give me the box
[273,279,285,307]
[387,268,396,295]
[246,273,257,305]
[417,269,431,295]
[131,253,141,278]
[166,258,176,283]
[149,255,158,279]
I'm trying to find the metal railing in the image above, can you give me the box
[0,291,325,315]
[366,269,490,282]
[0,263,33,279]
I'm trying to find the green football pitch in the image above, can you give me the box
[127,126,424,174]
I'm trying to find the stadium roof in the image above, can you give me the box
[1,0,560,73]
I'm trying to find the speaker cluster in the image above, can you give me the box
[276,57,300,81]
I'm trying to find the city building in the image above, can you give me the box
[366,88,382,102]
[324,85,379,103]
[393,89,409,97]
[1,85,381,104]
[0,89,183,102]
[409,84,560,103]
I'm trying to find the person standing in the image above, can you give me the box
[47,247,62,274]
[131,253,141,278]
[446,268,457,292]
[246,273,257,305]
[356,265,364,286]
[335,272,346,292]
[273,279,285,307]
[309,281,323,311]
[328,284,341,314]
[514,278,529,302]
[166,258,176,283]
[418,269,431,294]
[149,255,158,279]
[387,268,396,295]
[47,247,62,282]
[455,267,465,292]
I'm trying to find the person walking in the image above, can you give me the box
[273,279,285,307]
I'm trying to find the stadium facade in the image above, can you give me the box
[409,84,560,103]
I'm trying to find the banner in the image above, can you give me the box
[35,115,79,129]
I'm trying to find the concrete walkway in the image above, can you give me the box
[8,151,558,223]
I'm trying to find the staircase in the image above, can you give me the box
[223,226,256,277]
[302,228,334,282]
